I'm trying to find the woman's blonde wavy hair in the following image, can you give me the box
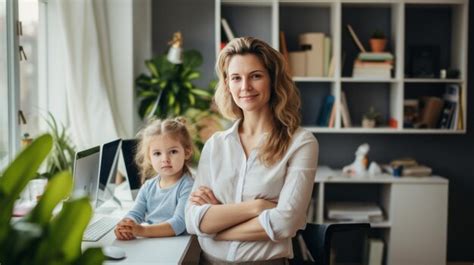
[214,37,301,167]
[135,117,193,181]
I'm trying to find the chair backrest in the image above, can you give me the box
[291,223,371,265]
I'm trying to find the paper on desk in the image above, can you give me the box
[315,165,335,180]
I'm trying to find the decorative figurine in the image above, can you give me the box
[342,143,370,178]
[167,31,183,64]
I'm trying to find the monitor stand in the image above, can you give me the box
[130,189,139,201]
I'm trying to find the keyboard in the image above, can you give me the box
[83,216,120,242]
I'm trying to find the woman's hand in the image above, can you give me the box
[190,186,221,206]
[254,199,277,215]
[114,218,136,240]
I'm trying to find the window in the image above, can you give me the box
[0,0,9,168]
[19,0,43,140]
[0,0,47,169]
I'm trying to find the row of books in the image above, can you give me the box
[316,91,352,127]
[221,19,334,77]
[403,84,463,130]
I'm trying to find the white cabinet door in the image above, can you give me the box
[388,183,448,265]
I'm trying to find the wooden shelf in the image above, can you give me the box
[341,77,400,83]
[323,219,392,228]
[303,126,466,134]
[293,76,335,82]
[404,78,464,83]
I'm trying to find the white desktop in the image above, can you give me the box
[81,181,198,265]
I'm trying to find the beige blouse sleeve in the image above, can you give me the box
[258,133,319,242]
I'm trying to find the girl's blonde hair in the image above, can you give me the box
[135,117,193,181]
[214,37,301,167]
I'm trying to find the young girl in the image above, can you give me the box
[114,117,194,240]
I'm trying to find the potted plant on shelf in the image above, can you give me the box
[0,134,104,264]
[369,29,387,52]
[362,107,380,128]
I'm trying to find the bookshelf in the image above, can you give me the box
[216,0,468,134]
[312,169,448,265]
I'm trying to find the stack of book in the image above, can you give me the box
[384,158,433,177]
[352,52,394,79]
[326,202,383,222]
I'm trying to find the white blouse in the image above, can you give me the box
[185,120,319,262]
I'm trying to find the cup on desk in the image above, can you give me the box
[28,178,48,202]
[393,166,403,177]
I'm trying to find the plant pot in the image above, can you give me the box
[362,118,376,128]
[369,38,387,53]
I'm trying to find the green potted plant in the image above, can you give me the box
[362,106,381,128]
[0,134,104,264]
[369,29,387,52]
[41,112,76,179]
[136,33,225,162]
[135,48,213,119]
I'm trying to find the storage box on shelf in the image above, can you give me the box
[216,0,468,134]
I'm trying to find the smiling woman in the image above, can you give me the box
[185,37,319,264]
[227,54,271,116]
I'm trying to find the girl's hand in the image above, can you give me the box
[114,218,136,240]
[120,219,145,237]
[190,186,221,205]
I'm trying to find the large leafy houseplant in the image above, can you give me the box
[0,134,104,265]
[136,49,214,119]
[136,48,225,162]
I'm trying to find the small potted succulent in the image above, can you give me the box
[362,107,380,128]
[369,29,387,52]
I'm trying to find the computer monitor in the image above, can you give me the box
[73,146,101,206]
[73,139,122,209]
[97,139,122,208]
[121,139,142,200]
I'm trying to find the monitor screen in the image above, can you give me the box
[97,139,122,207]
[121,139,142,199]
[73,146,101,205]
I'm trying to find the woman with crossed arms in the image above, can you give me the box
[185,37,319,265]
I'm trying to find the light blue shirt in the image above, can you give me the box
[126,173,194,235]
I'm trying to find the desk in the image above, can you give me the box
[312,166,448,265]
[81,183,200,265]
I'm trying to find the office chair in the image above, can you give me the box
[291,223,371,265]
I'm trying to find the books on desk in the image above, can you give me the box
[326,202,383,222]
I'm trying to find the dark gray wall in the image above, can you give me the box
[152,0,474,261]
[152,0,215,88]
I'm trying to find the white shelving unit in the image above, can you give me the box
[216,0,468,134]
[313,171,449,265]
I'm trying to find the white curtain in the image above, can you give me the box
[48,0,128,149]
